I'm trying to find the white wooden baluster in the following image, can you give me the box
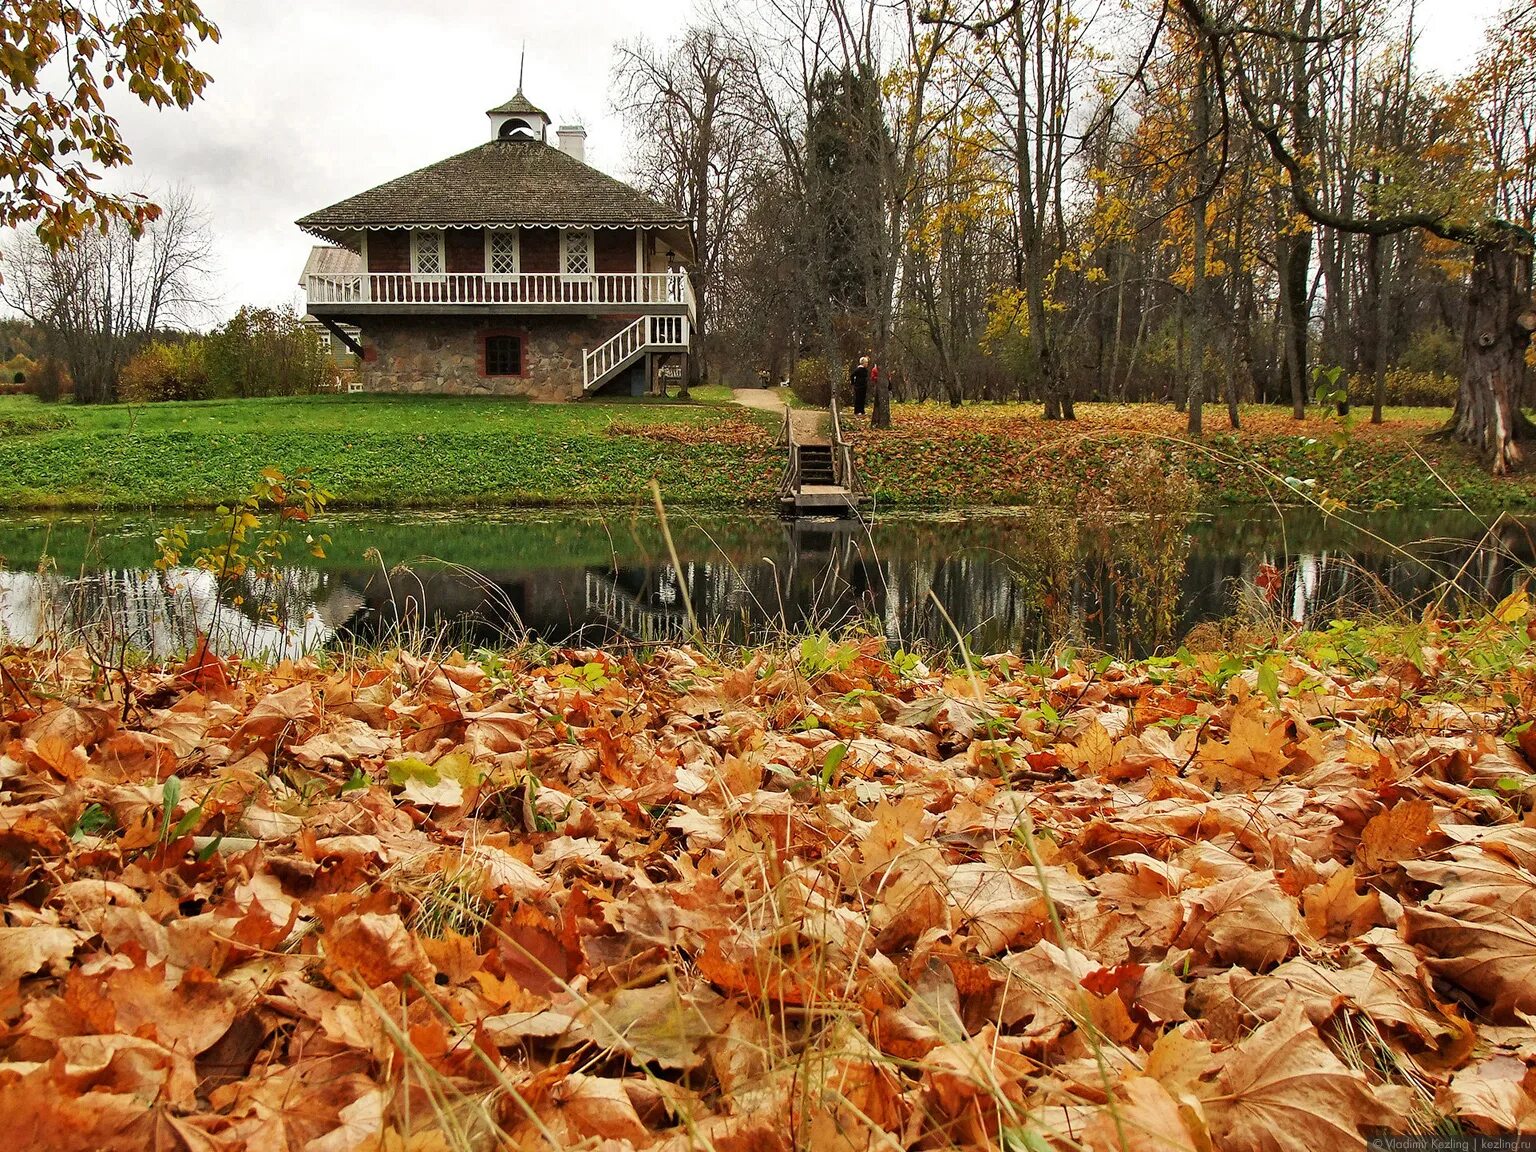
[307,273,696,324]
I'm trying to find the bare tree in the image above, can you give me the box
[965,0,1099,419]
[740,0,962,427]
[614,28,764,396]
[1,186,214,402]
[1170,0,1536,471]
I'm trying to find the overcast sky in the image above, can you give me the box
[91,0,1506,324]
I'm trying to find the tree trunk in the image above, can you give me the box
[1188,61,1210,439]
[681,270,705,400]
[1441,239,1536,475]
[1277,229,1311,418]
[1366,231,1387,425]
[872,352,891,429]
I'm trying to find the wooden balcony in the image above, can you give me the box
[305,272,695,318]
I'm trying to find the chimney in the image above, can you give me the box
[557,124,586,163]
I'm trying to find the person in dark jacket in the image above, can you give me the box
[851,356,870,415]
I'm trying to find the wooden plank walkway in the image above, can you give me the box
[731,389,870,518]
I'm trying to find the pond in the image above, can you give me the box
[0,506,1531,661]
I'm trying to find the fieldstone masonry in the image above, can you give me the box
[357,315,633,400]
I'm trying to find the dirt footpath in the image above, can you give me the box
[730,388,827,441]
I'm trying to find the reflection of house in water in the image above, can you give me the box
[584,562,753,643]
[585,571,686,642]
[0,567,333,660]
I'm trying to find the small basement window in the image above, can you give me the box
[485,334,523,376]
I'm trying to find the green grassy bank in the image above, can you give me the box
[0,393,782,511]
[1,393,1532,513]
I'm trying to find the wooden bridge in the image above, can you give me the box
[777,397,871,518]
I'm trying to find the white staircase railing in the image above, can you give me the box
[647,314,688,349]
[583,318,647,391]
[582,314,691,392]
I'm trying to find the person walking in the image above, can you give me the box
[851,356,869,415]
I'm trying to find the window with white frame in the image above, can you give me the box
[412,230,444,275]
[489,230,518,276]
[561,228,592,276]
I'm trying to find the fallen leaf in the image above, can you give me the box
[1202,998,1399,1151]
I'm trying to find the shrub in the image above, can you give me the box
[791,356,832,407]
[1396,324,1460,377]
[30,358,66,403]
[1,353,36,385]
[205,306,334,398]
[119,340,210,403]
[1374,367,1458,408]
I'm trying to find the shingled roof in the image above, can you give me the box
[297,244,360,286]
[486,89,548,119]
[296,140,690,234]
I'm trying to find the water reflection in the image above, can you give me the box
[0,509,1531,660]
[0,566,335,662]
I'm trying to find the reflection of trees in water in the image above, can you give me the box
[622,515,1195,656]
[5,511,1533,661]
[957,509,1192,655]
[0,566,333,660]
[1196,519,1536,635]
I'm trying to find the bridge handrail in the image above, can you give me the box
[776,405,800,500]
[827,394,863,496]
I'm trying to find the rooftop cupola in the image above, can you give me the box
[487,88,551,143]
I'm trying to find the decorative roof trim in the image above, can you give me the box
[323,221,685,231]
[297,221,691,244]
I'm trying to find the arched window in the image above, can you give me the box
[499,118,537,140]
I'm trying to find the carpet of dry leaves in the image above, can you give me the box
[2,617,1535,1151]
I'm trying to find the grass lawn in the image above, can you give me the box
[1,393,1530,513]
[0,393,782,511]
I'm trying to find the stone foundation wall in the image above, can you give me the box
[357,315,634,401]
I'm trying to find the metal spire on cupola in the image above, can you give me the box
[486,46,551,142]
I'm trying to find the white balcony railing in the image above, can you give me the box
[306,271,694,316]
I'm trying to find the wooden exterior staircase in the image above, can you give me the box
[582,314,691,393]
[777,397,871,518]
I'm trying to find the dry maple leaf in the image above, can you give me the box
[1143,1023,1218,1099]
[577,982,727,1071]
[238,683,317,743]
[1082,1076,1210,1152]
[1439,1056,1536,1134]
[1404,845,1536,920]
[1201,998,1400,1152]
[1181,871,1301,969]
[323,912,433,990]
[919,1024,1036,1143]
[1404,902,1536,1021]
[1196,699,1291,788]
[1233,954,1460,1043]
[1302,865,1384,942]
[0,925,80,985]
[1357,799,1436,873]
[547,1073,650,1144]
